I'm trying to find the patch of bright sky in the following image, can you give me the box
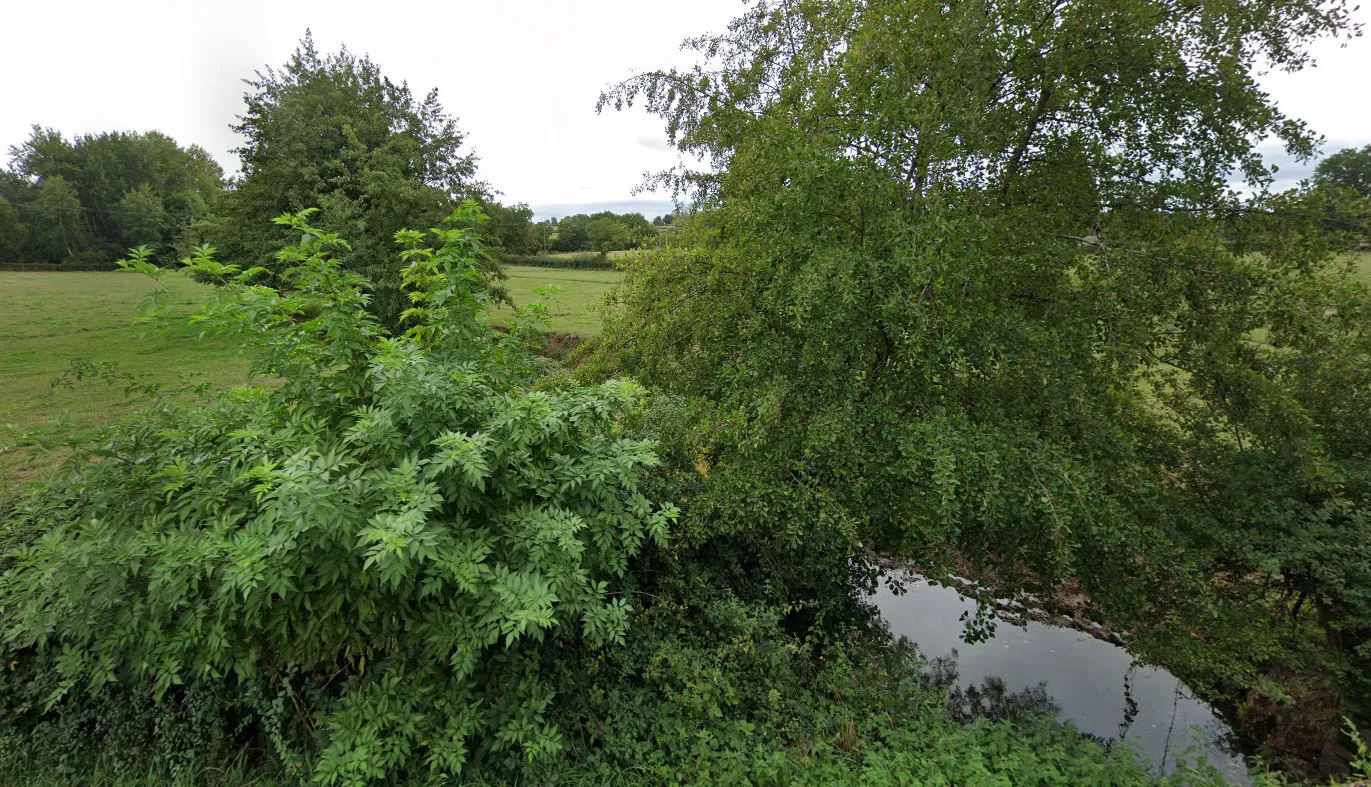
[2,1,1368,217]
[1255,19,1371,191]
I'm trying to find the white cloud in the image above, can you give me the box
[3,1,1369,212]
[1,0,741,208]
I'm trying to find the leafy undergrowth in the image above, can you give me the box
[0,207,1257,786]
[0,208,673,784]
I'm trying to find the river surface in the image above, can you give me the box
[873,574,1251,784]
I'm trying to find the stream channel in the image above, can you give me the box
[873,573,1252,784]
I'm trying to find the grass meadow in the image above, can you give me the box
[495,264,624,336]
[1,265,623,488]
[0,272,247,487]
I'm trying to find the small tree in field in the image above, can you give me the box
[0,203,675,784]
[210,33,494,331]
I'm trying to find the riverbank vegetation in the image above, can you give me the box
[590,0,1371,779]
[0,205,1261,787]
[3,1,1371,784]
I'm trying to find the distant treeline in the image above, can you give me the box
[498,252,618,270]
[481,204,684,256]
[0,118,688,269]
[0,128,224,266]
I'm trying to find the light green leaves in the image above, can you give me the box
[426,430,492,489]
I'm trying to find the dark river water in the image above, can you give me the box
[873,574,1251,784]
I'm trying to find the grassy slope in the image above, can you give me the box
[1,266,623,488]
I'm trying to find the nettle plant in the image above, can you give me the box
[0,204,675,783]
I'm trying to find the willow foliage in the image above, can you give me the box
[594,0,1371,761]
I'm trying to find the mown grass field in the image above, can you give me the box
[496,264,623,336]
[0,265,623,489]
[0,272,248,487]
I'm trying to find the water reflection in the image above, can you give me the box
[873,574,1250,784]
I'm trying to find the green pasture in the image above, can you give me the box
[0,265,623,488]
[0,271,247,486]
[495,264,622,336]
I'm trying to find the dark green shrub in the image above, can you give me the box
[500,252,617,271]
[60,249,113,268]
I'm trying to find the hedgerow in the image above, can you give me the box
[500,252,619,270]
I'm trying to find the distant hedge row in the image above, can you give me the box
[499,252,618,270]
[0,262,120,272]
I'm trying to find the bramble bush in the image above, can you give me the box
[0,203,676,784]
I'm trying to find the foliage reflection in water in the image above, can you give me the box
[874,574,1251,785]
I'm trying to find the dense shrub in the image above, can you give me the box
[0,205,675,784]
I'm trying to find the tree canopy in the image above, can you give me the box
[209,32,490,329]
[480,200,540,255]
[545,211,654,253]
[1316,145,1371,198]
[1,128,223,264]
[595,0,1371,769]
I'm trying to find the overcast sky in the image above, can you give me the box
[4,0,1369,218]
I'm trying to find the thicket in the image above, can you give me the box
[591,0,1371,778]
[0,202,1258,785]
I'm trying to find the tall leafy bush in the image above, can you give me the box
[0,204,675,784]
